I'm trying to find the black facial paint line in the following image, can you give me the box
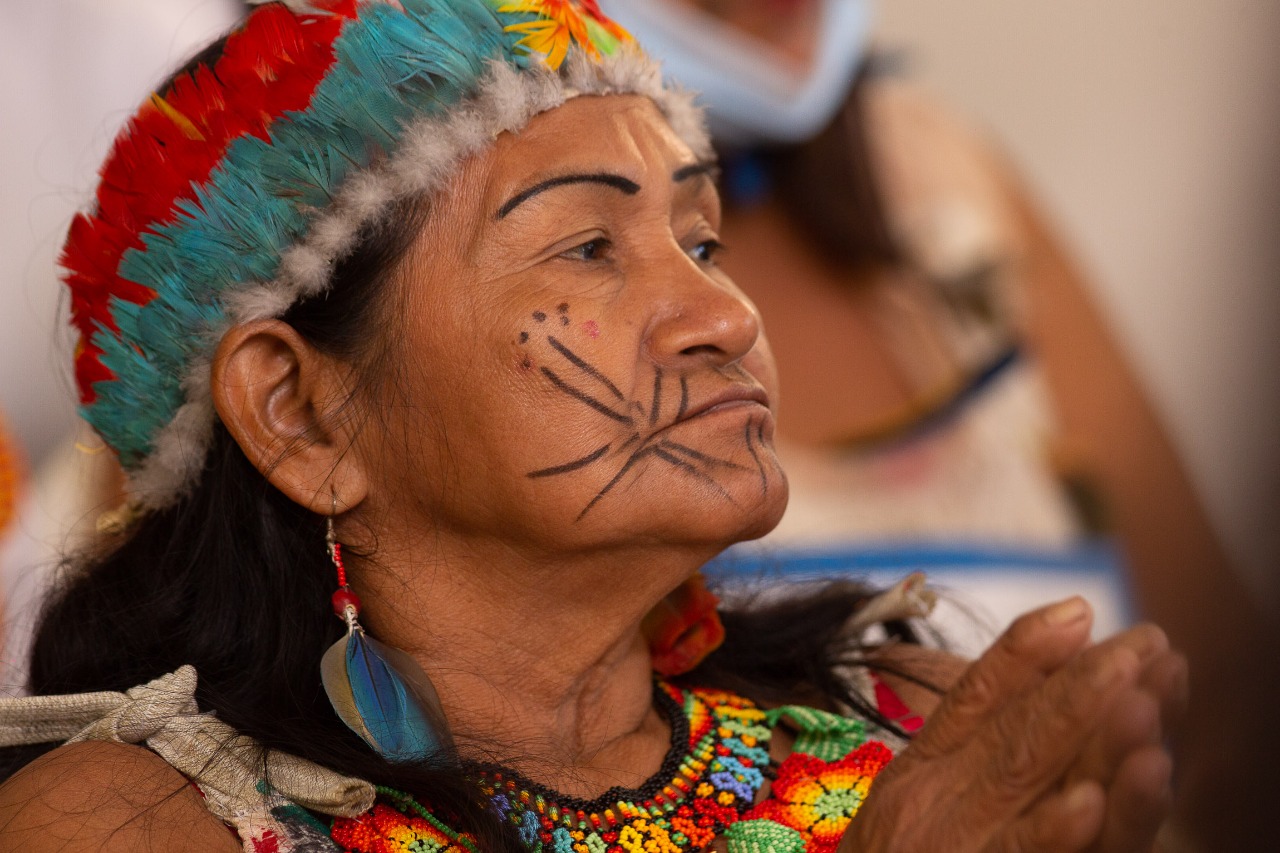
[756,419,766,443]
[660,439,748,471]
[578,427,742,514]
[673,161,721,184]
[546,336,625,401]
[523,333,748,519]
[578,445,658,520]
[652,446,696,474]
[527,443,613,478]
[652,447,738,505]
[540,367,634,425]
[744,416,768,495]
[649,369,663,426]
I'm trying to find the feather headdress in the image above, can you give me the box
[62,0,708,507]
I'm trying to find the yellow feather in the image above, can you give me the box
[149,93,206,141]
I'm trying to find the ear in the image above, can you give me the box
[211,320,369,515]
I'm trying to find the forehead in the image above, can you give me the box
[457,94,696,219]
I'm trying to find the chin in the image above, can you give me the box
[681,467,790,549]
[734,469,790,541]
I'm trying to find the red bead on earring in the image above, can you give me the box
[326,517,362,625]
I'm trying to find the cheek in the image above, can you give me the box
[509,302,616,382]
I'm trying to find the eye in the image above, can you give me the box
[560,238,613,262]
[689,239,726,264]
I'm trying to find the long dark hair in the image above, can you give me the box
[1,38,930,851]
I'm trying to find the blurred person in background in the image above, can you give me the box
[604,0,1277,848]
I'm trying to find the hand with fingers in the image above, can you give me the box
[842,597,1188,853]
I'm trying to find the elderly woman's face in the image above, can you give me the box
[361,95,786,556]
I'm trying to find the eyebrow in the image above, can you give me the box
[497,173,640,219]
[495,161,721,220]
[673,161,720,184]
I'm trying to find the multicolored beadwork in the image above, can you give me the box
[328,682,898,853]
[737,744,892,853]
[332,799,478,853]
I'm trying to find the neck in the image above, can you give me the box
[355,541,701,797]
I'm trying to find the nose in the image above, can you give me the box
[643,251,761,369]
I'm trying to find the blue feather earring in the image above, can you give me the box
[320,513,453,763]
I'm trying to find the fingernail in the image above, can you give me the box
[1044,597,1089,626]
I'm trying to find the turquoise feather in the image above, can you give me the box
[320,626,452,763]
[85,0,524,464]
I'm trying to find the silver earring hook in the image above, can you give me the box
[326,491,339,556]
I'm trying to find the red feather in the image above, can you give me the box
[62,1,355,404]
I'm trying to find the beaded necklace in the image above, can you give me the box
[330,682,896,853]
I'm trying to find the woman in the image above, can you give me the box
[0,2,1182,850]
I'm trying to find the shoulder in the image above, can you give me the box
[861,77,1032,274]
[860,77,1016,199]
[0,740,241,852]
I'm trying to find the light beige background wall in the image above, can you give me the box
[0,0,241,468]
[875,0,1280,601]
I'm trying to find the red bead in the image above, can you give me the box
[332,588,362,618]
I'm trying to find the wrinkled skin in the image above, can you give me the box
[843,600,1185,852]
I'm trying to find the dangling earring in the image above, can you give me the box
[643,571,726,677]
[319,511,453,763]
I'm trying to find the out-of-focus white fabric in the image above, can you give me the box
[600,0,872,145]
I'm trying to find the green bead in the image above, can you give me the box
[723,819,806,853]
